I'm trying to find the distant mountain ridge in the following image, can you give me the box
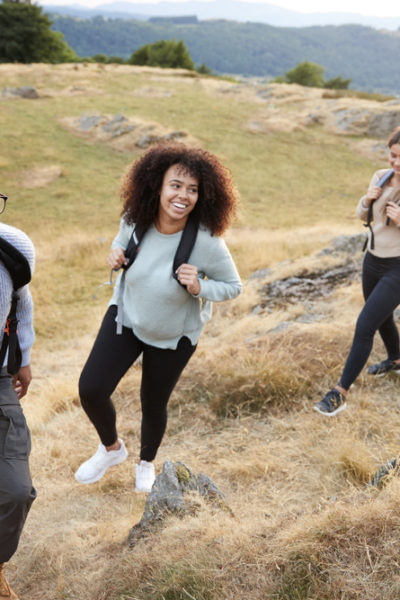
[49,15,400,95]
[41,0,400,30]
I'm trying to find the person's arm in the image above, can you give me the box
[177,237,241,302]
[13,284,34,399]
[356,171,384,221]
[108,218,133,270]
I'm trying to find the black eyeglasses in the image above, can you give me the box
[0,193,7,215]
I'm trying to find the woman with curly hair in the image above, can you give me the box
[74,143,241,492]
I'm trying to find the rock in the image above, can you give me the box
[127,460,232,547]
[61,113,193,152]
[367,110,400,137]
[248,267,272,281]
[319,233,366,255]
[256,234,364,311]
[259,261,360,310]
[2,86,39,99]
[266,321,293,334]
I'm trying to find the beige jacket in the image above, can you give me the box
[356,168,400,258]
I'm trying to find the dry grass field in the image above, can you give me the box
[1,63,400,599]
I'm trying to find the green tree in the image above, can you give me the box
[196,62,213,75]
[0,1,77,63]
[285,61,325,87]
[129,39,194,70]
[91,53,108,63]
[324,75,351,90]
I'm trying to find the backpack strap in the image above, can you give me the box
[363,169,394,251]
[0,291,22,375]
[115,214,199,335]
[0,237,31,289]
[116,223,147,335]
[172,213,199,284]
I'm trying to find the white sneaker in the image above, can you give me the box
[135,460,155,493]
[74,439,128,484]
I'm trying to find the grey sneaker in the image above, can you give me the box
[366,358,400,377]
[369,457,400,488]
[313,389,347,417]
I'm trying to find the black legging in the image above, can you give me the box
[339,251,400,390]
[79,305,196,462]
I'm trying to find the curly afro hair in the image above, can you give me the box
[120,142,238,236]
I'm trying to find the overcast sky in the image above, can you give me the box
[41,0,400,17]
[248,0,400,16]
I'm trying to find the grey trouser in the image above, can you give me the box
[0,370,36,563]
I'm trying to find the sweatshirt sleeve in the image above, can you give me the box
[111,218,134,251]
[196,236,242,302]
[356,170,383,221]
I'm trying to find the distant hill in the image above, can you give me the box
[50,16,400,95]
[41,0,400,30]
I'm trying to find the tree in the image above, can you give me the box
[284,61,325,87]
[0,1,77,63]
[129,39,194,70]
[324,75,352,90]
[196,63,213,75]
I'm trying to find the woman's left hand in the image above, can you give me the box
[176,264,200,295]
[385,201,400,226]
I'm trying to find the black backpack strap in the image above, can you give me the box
[122,222,147,270]
[0,291,22,375]
[116,223,147,335]
[0,237,31,288]
[172,213,199,285]
[363,201,375,251]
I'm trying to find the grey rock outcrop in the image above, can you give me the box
[2,86,39,99]
[252,234,365,316]
[62,113,191,151]
[128,460,232,547]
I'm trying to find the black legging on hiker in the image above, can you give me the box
[338,251,400,390]
[79,305,196,462]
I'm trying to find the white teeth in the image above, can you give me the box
[173,202,187,209]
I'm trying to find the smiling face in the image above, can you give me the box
[157,164,199,231]
[389,143,400,177]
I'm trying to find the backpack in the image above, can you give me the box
[0,237,32,375]
[116,213,199,334]
[363,168,394,251]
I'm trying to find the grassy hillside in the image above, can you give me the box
[50,17,400,95]
[1,63,400,600]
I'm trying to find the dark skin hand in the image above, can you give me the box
[13,365,32,399]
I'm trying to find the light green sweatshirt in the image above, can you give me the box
[109,219,242,349]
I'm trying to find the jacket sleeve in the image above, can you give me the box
[0,226,35,368]
[195,237,242,302]
[16,284,34,367]
[356,170,383,221]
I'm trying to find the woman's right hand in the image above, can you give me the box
[364,186,383,206]
[107,247,128,270]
